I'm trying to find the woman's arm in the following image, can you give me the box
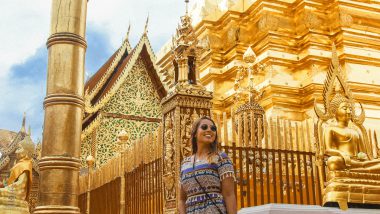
[178,185,187,214]
[221,177,237,214]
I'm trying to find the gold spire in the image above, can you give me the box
[171,0,200,85]
[126,22,131,40]
[185,0,189,15]
[144,14,149,35]
[20,112,26,133]
[234,46,262,103]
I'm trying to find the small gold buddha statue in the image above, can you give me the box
[0,136,34,214]
[315,44,380,210]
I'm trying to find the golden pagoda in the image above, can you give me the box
[156,0,380,128]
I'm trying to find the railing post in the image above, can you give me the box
[118,131,129,214]
[86,155,95,214]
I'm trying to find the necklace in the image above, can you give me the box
[194,154,202,163]
[194,152,211,163]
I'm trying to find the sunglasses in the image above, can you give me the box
[200,124,217,132]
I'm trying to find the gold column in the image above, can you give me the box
[177,57,188,83]
[34,0,87,213]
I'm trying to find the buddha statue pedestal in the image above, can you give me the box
[323,171,380,209]
[0,198,30,214]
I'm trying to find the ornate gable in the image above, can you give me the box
[81,34,167,167]
[102,55,162,117]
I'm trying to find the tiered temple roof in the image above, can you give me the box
[82,32,167,133]
[0,129,17,149]
[81,30,168,167]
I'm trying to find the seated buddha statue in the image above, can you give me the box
[324,93,380,173]
[315,44,380,210]
[0,137,33,214]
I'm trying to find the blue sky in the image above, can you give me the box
[0,0,185,142]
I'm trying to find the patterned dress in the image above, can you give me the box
[180,152,235,214]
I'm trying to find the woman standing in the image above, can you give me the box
[178,116,237,214]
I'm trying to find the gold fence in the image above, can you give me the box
[79,125,163,214]
[125,158,163,214]
[79,115,380,213]
[219,116,321,208]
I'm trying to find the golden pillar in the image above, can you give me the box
[34,0,87,213]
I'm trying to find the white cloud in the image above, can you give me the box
[87,0,185,51]
[0,0,50,77]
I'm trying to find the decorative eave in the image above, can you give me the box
[81,33,167,139]
[84,36,132,106]
[0,131,26,171]
[81,113,104,141]
[0,129,17,150]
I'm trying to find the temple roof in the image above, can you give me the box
[0,129,17,150]
[82,33,167,133]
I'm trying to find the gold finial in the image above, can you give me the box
[117,129,129,142]
[144,14,149,35]
[28,125,31,136]
[86,155,95,168]
[185,0,190,15]
[243,46,256,64]
[21,112,26,133]
[126,22,131,40]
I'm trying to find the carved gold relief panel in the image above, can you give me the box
[163,111,176,202]
[95,117,160,167]
[102,57,162,118]
[80,134,92,167]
